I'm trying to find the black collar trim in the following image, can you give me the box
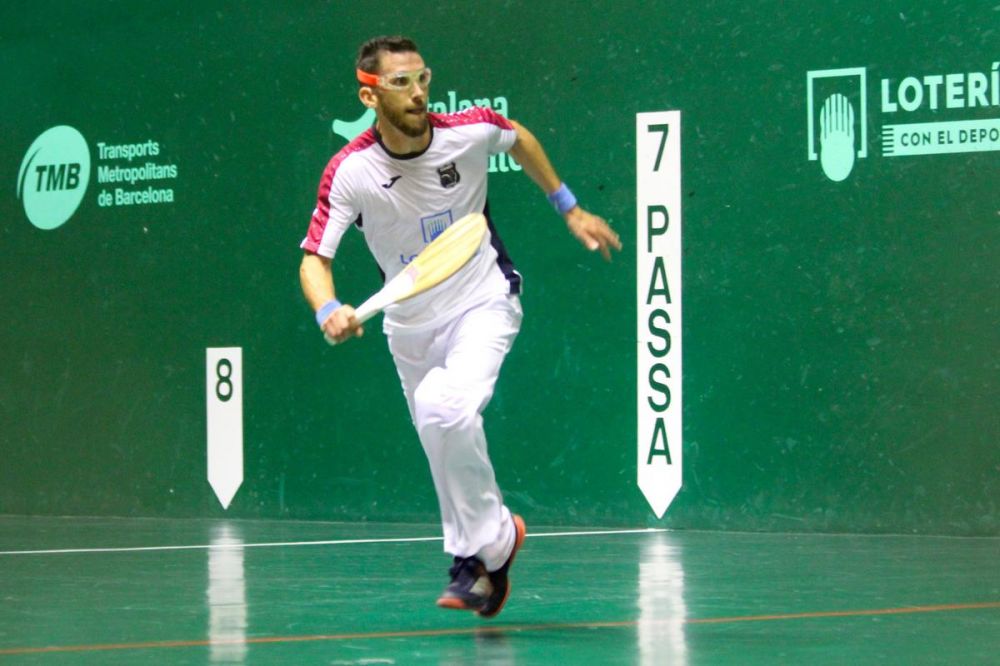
[373,124,434,160]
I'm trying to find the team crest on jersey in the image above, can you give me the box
[420,210,454,243]
[437,162,460,189]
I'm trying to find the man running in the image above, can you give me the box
[299,35,621,617]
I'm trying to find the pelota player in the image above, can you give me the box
[299,35,621,617]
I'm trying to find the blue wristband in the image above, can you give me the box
[547,183,578,215]
[315,298,342,327]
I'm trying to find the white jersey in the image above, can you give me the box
[301,107,521,333]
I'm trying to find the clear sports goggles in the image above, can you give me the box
[356,67,432,91]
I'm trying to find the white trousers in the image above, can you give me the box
[387,294,522,572]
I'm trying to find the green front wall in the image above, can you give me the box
[1,1,996,534]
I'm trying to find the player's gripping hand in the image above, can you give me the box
[565,207,622,261]
[321,305,365,344]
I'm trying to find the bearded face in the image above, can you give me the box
[367,51,431,143]
[378,90,429,138]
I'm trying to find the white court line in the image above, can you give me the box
[0,527,668,556]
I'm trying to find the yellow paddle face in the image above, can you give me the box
[327,212,489,344]
[403,212,487,297]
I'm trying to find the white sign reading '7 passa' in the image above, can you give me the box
[636,111,682,519]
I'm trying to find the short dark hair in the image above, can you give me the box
[355,36,419,75]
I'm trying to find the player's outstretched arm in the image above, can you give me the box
[507,120,622,261]
[299,252,364,343]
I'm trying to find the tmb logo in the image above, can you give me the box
[17,126,91,230]
[806,68,868,182]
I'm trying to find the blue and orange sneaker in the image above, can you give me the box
[436,556,492,611]
[436,514,527,617]
[478,514,526,618]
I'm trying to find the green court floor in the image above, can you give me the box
[0,516,997,664]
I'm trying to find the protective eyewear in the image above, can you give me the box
[356,67,432,91]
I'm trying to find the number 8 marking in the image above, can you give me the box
[216,359,233,402]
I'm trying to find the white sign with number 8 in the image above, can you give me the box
[206,347,243,509]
